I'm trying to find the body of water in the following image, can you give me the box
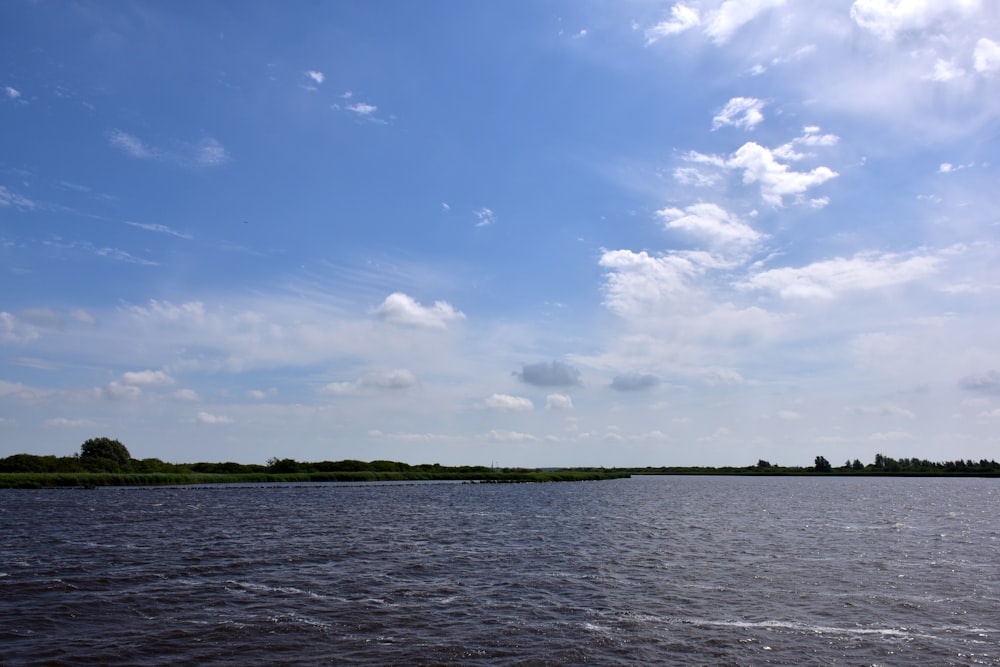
[2,476,999,665]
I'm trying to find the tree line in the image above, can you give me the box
[1,438,999,477]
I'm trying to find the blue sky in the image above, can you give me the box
[2,0,999,467]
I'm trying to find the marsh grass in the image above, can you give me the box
[0,469,629,489]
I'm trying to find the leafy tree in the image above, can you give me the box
[756,459,772,469]
[266,457,300,473]
[851,459,864,470]
[80,437,131,466]
[814,455,832,472]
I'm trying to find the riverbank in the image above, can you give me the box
[0,469,631,489]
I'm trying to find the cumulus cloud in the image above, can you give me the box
[486,429,538,442]
[713,96,765,130]
[374,292,464,329]
[515,360,582,387]
[656,203,762,248]
[850,0,982,40]
[545,393,574,410]
[483,393,534,411]
[610,373,661,391]
[325,369,418,395]
[197,411,233,424]
[959,370,1000,393]
[740,251,941,299]
[347,102,377,115]
[726,142,838,206]
[646,3,701,42]
[122,370,174,386]
[705,0,787,44]
[171,389,200,401]
[598,249,727,315]
[102,381,142,401]
[306,70,324,84]
[974,37,1000,74]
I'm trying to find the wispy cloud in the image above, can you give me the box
[0,185,37,210]
[126,221,193,239]
[474,208,496,227]
[107,129,229,167]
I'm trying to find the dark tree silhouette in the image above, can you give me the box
[80,437,131,466]
[814,455,832,472]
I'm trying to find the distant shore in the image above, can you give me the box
[2,466,997,489]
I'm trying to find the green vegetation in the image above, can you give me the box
[0,440,997,489]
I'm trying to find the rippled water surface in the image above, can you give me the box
[2,476,1000,665]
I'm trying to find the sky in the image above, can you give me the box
[2,0,1000,468]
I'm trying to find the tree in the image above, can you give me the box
[756,459,772,469]
[80,437,131,466]
[814,455,832,472]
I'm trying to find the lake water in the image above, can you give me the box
[2,476,999,665]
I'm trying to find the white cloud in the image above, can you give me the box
[851,0,982,40]
[740,251,941,299]
[306,70,325,84]
[374,292,465,329]
[107,130,228,167]
[193,138,230,167]
[126,221,193,239]
[726,142,838,206]
[705,0,787,44]
[869,430,913,441]
[0,185,37,210]
[107,129,155,159]
[646,3,701,43]
[70,309,97,325]
[45,417,99,428]
[599,249,722,315]
[713,97,765,130]
[347,102,377,115]
[849,404,916,418]
[1,312,40,343]
[324,369,418,396]
[4,86,21,99]
[777,409,801,420]
[486,429,538,442]
[973,37,1000,74]
[673,167,722,187]
[927,58,966,81]
[122,370,175,386]
[656,203,762,248]
[483,393,534,411]
[197,411,233,424]
[103,381,142,400]
[171,389,200,401]
[546,393,574,410]
[474,207,496,227]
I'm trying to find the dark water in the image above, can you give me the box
[2,476,999,666]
